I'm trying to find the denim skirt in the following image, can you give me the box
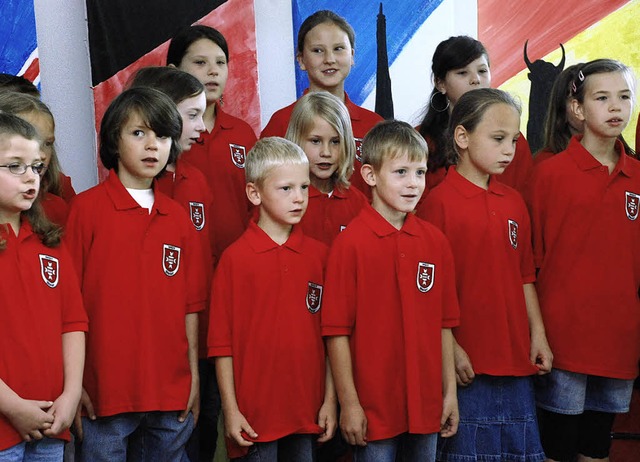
[437,375,545,462]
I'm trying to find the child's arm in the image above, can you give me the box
[317,357,337,443]
[0,379,54,441]
[325,335,367,447]
[179,313,200,424]
[523,283,553,374]
[215,356,257,447]
[440,328,459,438]
[43,331,85,436]
[453,336,475,386]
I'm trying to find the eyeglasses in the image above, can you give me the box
[0,161,47,175]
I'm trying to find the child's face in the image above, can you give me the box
[117,111,172,189]
[297,22,354,93]
[177,92,206,151]
[573,71,633,140]
[19,111,55,166]
[249,163,310,233]
[437,55,491,106]
[364,152,426,225]
[455,103,520,184]
[0,135,42,223]
[178,38,228,105]
[301,116,341,192]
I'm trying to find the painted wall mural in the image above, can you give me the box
[0,0,40,87]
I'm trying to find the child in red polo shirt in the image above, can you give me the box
[129,66,219,462]
[66,88,206,462]
[418,88,552,462]
[527,59,640,462]
[285,91,368,245]
[322,120,459,462]
[261,10,383,195]
[209,137,335,461]
[168,25,257,259]
[0,113,87,460]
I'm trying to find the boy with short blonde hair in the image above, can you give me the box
[209,137,336,460]
[322,120,460,461]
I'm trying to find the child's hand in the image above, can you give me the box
[179,374,200,425]
[6,398,54,442]
[530,333,553,375]
[340,402,367,446]
[43,391,80,436]
[440,393,459,438]
[453,343,475,386]
[317,399,337,443]
[224,409,258,447]
[72,388,95,442]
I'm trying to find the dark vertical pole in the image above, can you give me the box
[375,2,394,119]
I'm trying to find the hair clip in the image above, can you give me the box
[571,81,577,94]
[578,70,585,82]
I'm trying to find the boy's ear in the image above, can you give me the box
[453,125,469,151]
[360,164,377,187]
[246,182,262,206]
[571,98,585,121]
[167,63,176,69]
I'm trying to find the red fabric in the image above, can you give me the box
[58,173,76,203]
[533,149,554,166]
[0,222,87,450]
[261,91,383,196]
[321,204,459,440]
[299,184,368,245]
[526,136,640,379]
[418,168,537,376]
[42,192,69,227]
[156,160,215,359]
[65,171,207,416]
[208,222,327,457]
[636,113,639,155]
[181,106,256,259]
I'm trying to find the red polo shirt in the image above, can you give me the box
[261,91,383,195]
[42,192,69,226]
[208,222,327,458]
[321,204,460,440]
[526,136,640,379]
[65,170,207,416]
[156,159,215,359]
[419,168,537,376]
[0,221,88,450]
[299,184,367,245]
[181,106,256,259]
[59,173,76,203]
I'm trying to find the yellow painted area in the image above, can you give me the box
[499,0,639,151]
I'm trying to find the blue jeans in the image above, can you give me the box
[353,433,437,462]
[234,434,315,462]
[76,411,194,462]
[0,438,64,462]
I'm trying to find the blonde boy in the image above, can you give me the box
[208,137,336,460]
[322,120,459,461]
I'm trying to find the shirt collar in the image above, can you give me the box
[360,202,422,237]
[569,135,633,177]
[308,184,349,199]
[104,169,170,215]
[446,167,506,198]
[244,220,304,253]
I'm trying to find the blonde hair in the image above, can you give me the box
[361,120,428,170]
[245,137,309,185]
[286,91,355,190]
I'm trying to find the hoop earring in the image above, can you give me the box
[430,91,449,112]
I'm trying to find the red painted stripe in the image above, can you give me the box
[22,57,40,83]
[479,0,629,86]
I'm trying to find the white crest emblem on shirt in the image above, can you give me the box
[189,202,205,231]
[162,244,181,277]
[354,138,363,163]
[306,282,323,313]
[417,262,435,293]
[229,144,246,168]
[625,191,640,221]
[39,254,59,288]
[508,219,518,249]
